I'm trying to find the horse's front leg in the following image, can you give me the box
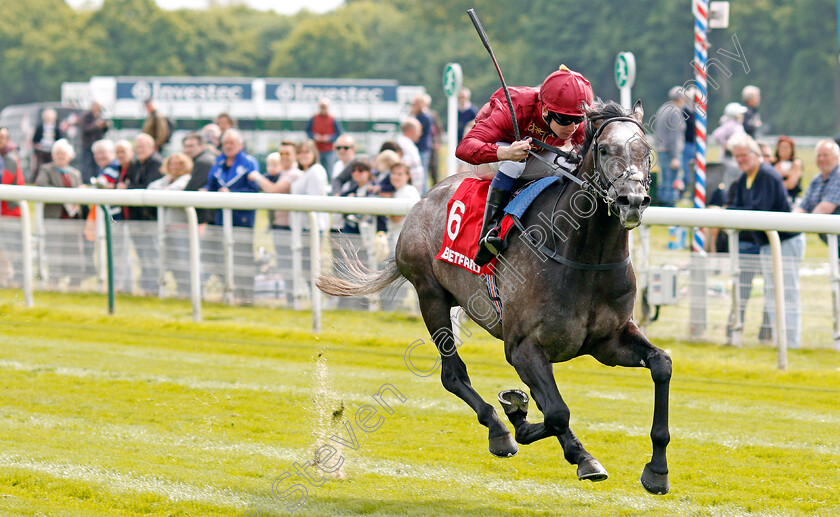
[591,321,671,494]
[505,336,608,482]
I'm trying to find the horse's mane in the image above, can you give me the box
[580,99,634,160]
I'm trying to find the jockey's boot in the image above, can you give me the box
[474,185,509,267]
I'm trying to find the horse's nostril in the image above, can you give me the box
[616,195,630,206]
[641,196,651,208]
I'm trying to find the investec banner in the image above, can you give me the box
[265,79,398,104]
[116,78,253,102]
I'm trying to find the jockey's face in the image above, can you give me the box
[543,108,581,141]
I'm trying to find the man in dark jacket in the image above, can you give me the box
[182,132,218,224]
[124,133,162,295]
[726,133,804,348]
[80,102,111,182]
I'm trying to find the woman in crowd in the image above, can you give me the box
[249,147,303,229]
[772,136,803,204]
[385,161,420,252]
[148,153,193,193]
[290,139,329,231]
[34,139,83,219]
[147,152,194,297]
[34,139,84,288]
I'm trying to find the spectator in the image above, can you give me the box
[0,127,23,217]
[125,133,163,294]
[215,112,236,135]
[396,117,425,193]
[202,128,260,227]
[742,85,762,138]
[34,139,83,218]
[88,139,120,213]
[727,133,804,348]
[306,98,343,173]
[680,86,696,198]
[795,139,840,217]
[338,159,375,234]
[32,108,64,181]
[385,162,421,252]
[0,128,24,286]
[772,136,803,204]
[181,132,217,225]
[148,153,194,297]
[141,99,170,152]
[84,138,133,291]
[201,123,222,152]
[373,149,402,196]
[0,127,19,171]
[94,139,135,221]
[80,102,111,182]
[712,102,748,151]
[90,139,119,183]
[712,101,747,178]
[653,86,686,207]
[759,142,773,163]
[289,139,329,231]
[378,140,401,156]
[457,87,479,143]
[428,104,444,186]
[148,153,193,195]
[411,94,434,185]
[248,143,303,229]
[125,133,163,219]
[330,134,356,186]
[33,139,86,288]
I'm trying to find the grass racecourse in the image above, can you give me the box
[0,290,839,516]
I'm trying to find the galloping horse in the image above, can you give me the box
[318,100,671,494]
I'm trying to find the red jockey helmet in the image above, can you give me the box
[539,65,594,116]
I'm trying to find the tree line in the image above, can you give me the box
[1,0,837,135]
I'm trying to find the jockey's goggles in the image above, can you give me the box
[547,112,584,127]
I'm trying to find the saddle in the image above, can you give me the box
[435,175,563,275]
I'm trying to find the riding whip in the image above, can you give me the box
[467,8,520,141]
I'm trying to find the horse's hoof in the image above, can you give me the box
[488,433,519,458]
[577,458,608,482]
[640,464,670,494]
[498,389,529,417]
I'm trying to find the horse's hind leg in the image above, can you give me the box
[506,336,608,481]
[414,280,518,458]
[591,321,671,495]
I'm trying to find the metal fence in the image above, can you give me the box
[1,187,840,363]
[0,211,416,312]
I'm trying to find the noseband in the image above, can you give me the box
[587,116,652,212]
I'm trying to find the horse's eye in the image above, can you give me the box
[599,145,608,155]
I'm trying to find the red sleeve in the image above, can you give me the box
[456,98,516,165]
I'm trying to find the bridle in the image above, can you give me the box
[529,115,651,215]
[515,115,652,271]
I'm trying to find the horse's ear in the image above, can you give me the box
[632,100,644,122]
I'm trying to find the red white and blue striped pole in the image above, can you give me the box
[692,0,708,252]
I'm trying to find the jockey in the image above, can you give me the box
[456,65,594,266]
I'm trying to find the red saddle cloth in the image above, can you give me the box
[435,178,514,275]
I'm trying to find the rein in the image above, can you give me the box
[511,217,631,271]
[514,115,647,271]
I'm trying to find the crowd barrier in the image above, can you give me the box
[1,186,839,369]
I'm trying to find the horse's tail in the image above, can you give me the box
[317,240,404,297]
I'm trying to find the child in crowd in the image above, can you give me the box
[386,161,420,252]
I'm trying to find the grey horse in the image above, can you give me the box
[318,100,671,494]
